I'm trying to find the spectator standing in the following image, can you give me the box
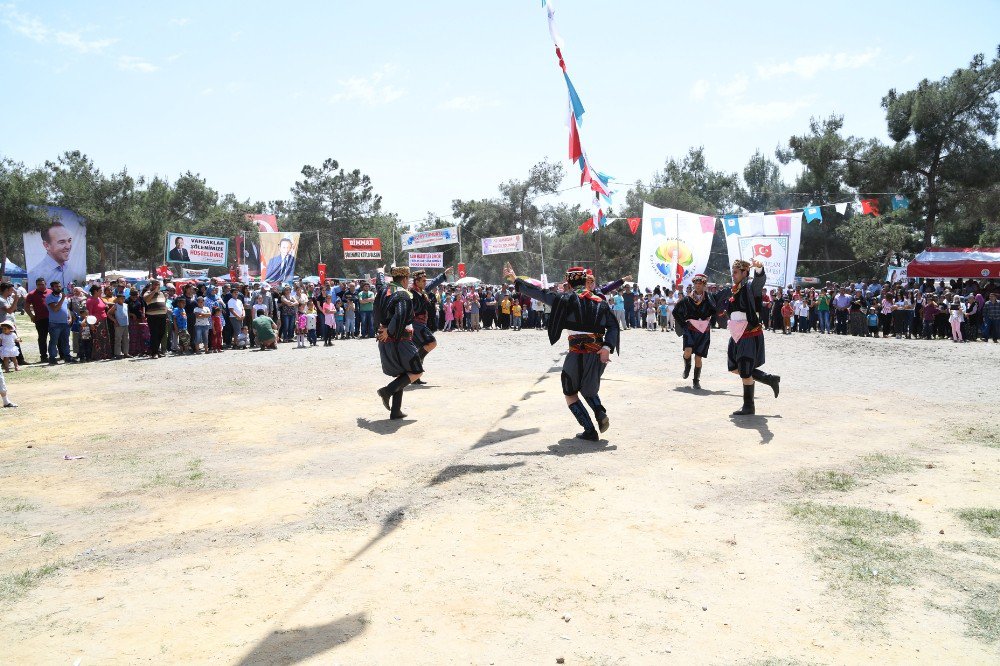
[85,285,111,360]
[816,289,831,334]
[832,288,851,335]
[193,297,211,352]
[110,293,130,358]
[24,278,50,362]
[278,287,297,342]
[358,282,376,338]
[227,291,246,348]
[45,281,75,365]
[172,296,190,355]
[983,292,1000,342]
[143,280,168,359]
[948,296,966,342]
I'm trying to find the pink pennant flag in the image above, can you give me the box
[775,215,791,235]
[728,319,748,342]
[699,215,716,233]
[687,319,710,333]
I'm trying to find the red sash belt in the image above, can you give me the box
[742,325,763,338]
[568,334,602,354]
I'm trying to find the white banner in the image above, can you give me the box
[401,227,458,250]
[887,264,908,283]
[182,267,209,278]
[166,233,229,267]
[408,252,444,268]
[723,212,802,288]
[344,250,381,260]
[481,234,524,256]
[636,204,716,290]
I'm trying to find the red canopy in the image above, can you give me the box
[906,247,1000,279]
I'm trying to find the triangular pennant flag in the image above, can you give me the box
[568,113,582,163]
[627,217,640,235]
[891,194,909,211]
[861,198,880,216]
[834,202,848,216]
[651,217,666,236]
[699,215,716,233]
[563,72,585,126]
[804,206,823,223]
[774,209,792,215]
[775,215,791,235]
[578,218,595,233]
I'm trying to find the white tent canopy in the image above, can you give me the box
[85,269,151,282]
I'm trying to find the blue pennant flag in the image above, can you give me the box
[804,206,823,223]
[563,72,586,126]
[723,214,740,236]
[891,194,909,211]
[651,217,666,236]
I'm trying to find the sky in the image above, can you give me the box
[2,0,999,228]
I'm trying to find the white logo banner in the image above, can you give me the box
[636,203,715,290]
[401,227,458,250]
[408,252,444,268]
[481,234,524,256]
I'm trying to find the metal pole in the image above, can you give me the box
[538,230,545,277]
[316,230,322,263]
[458,224,463,264]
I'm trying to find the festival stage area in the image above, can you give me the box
[2,329,998,664]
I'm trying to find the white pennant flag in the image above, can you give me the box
[834,202,848,216]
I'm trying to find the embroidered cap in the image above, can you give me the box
[692,273,708,283]
[732,259,751,271]
[566,266,588,281]
[411,270,427,280]
[391,266,410,278]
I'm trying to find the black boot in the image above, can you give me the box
[731,383,755,416]
[751,370,780,398]
[683,356,692,379]
[584,395,610,433]
[692,365,702,390]
[378,374,411,411]
[390,390,407,419]
[568,401,599,440]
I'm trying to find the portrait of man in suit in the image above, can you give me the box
[264,237,296,284]
[168,236,191,262]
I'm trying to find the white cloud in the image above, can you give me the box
[756,48,880,79]
[118,56,158,73]
[712,96,816,128]
[716,74,749,97]
[1,4,116,53]
[438,95,498,111]
[689,79,710,101]
[169,18,190,27]
[332,65,405,105]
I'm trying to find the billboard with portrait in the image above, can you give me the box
[259,232,301,284]
[24,206,87,288]
[165,233,229,266]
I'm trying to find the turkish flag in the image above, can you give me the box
[318,263,326,285]
[861,198,880,216]
[627,217,641,235]
[579,219,595,233]
[458,263,466,278]
[675,262,684,284]
[753,244,772,258]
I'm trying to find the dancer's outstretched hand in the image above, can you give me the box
[444,266,453,276]
[502,262,516,282]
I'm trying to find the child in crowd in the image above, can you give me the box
[194,297,212,352]
[949,296,966,342]
[335,300,346,339]
[867,308,879,337]
[306,302,318,346]
[80,311,93,362]
[781,300,793,334]
[343,298,356,339]
[209,306,224,353]
[235,326,250,349]
[511,301,522,331]
[322,295,337,346]
[0,322,21,372]
[658,298,669,332]
[443,294,454,332]
[646,300,657,331]
[296,304,308,348]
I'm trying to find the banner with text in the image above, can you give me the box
[481,234,524,256]
[401,227,458,250]
[408,252,444,268]
[182,267,210,279]
[165,233,229,267]
[342,237,382,260]
[723,212,802,288]
[887,264,908,283]
[636,203,715,290]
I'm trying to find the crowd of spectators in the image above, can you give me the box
[1,274,998,370]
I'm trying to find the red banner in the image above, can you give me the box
[342,238,381,260]
[458,263,466,278]
[247,214,278,233]
[318,263,327,285]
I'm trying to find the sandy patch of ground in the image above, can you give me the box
[1,322,998,664]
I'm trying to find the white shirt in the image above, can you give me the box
[227,297,245,318]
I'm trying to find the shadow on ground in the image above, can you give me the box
[729,414,781,444]
[236,613,368,666]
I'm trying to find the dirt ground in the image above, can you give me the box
[1,317,998,665]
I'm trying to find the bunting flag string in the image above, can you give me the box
[542,0,615,234]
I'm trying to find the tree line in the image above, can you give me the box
[1,46,998,284]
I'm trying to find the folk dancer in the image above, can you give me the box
[503,263,620,441]
[721,259,780,416]
[409,267,452,385]
[672,273,715,389]
[374,265,424,419]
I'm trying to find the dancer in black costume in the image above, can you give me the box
[503,262,620,441]
[672,273,715,389]
[721,259,780,416]
[408,267,452,385]
[374,265,424,419]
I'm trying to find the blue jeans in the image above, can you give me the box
[194,325,210,349]
[344,312,355,336]
[47,322,71,361]
[818,310,831,333]
[360,310,374,338]
[987,317,1000,342]
[281,314,296,341]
